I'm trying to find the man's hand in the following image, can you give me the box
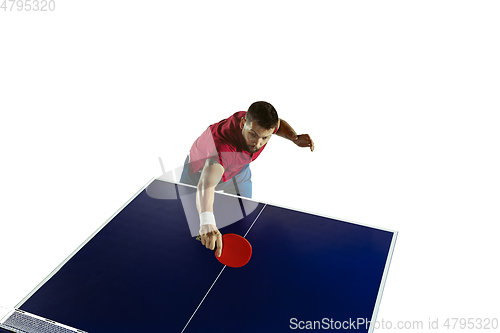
[199,224,223,257]
[293,134,315,152]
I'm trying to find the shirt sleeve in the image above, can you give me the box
[216,150,226,169]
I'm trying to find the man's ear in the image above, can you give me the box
[240,116,246,130]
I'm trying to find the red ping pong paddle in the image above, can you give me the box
[215,233,252,268]
[196,233,252,268]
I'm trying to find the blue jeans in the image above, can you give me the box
[179,155,252,198]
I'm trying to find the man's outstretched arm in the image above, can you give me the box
[275,118,315,151]
[196,158,225,257]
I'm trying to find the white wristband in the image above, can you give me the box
[200,212,216,226]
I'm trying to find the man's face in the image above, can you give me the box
[240,117,275,153]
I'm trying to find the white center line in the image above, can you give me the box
[244,204,267,238]
[180,265,227,333]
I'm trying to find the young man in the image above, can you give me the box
[179,101,314,256]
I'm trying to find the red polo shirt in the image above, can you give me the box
[189,111,277,182]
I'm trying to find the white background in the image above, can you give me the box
[1,1,499,332]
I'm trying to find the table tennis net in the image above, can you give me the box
[1,310,86,333]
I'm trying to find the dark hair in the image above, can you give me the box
[246,101,279,130]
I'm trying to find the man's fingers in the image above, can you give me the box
[216,232,223,257]
[209,234,217,250]
[198,225,222,253]
[301,134,314,151]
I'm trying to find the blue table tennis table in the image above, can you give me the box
[1,179,397,333]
